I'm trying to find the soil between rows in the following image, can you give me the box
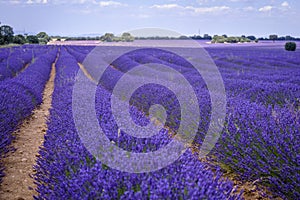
[0,61,56,200]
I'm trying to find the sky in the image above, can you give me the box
[0,0,299,37]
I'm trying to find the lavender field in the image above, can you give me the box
[0,41,299,199]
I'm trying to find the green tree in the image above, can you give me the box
[203,34,212,40]
[0,25,14,45]
[212,35,226,43]
[269,34,278,42]
[239,37,250,43]
[13,34,26,44]
[100,33,115,42]
[37,31,50,43]
[285,35,294,40]
[26,35,39,44]
[227,36,239,43]
[285,42,296,51]
[247,36,256,41]
[121,32,134,42]
[179,35,189,40]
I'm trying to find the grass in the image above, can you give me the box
[0,43,21,48]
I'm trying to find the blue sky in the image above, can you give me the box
[0,0,299,37]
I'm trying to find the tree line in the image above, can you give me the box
[1,22,299,46]
[199,34,300,43]
[63,33,135,42]
[0,23,50,45]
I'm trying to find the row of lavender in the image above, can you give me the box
[0,46,58,184]
[101,46,299,199]
[34,47,240,199]
[0,45,51,81]
[206,46,300,199]
[211,47,300,107]
[65,45,299,199]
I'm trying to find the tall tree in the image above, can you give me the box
[100,33,115,42]
[246,36,256,41]
[269,34,278,42]
[37,31,50,42]
[26,35,39,44]
[121,32,134,42]
[13,34,26,44]
[0,25,14,45]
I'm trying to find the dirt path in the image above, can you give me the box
[0,61,56,200]
[77,62,97,83]
[15,62,30,77]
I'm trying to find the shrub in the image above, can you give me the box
[227,37,239,43]
[38,38,49,45]
[0,25,14,45]
[13,34,26,44]
[26,35,39,44]
[247,35,256,41]
[285,42,296,51]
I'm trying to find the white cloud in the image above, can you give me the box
[151,4,230,14]
[26,0,47,4]
[47,0,95,5]
[98,1,126,7]
[258,5,272,12]
[18,0,112,5]
[187,6,230,13]
[281,1,289,7]
[151,4,181,9]
[79,0,92,3]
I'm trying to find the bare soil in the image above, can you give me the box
[0,62,56,200]
[77,62,97,83]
